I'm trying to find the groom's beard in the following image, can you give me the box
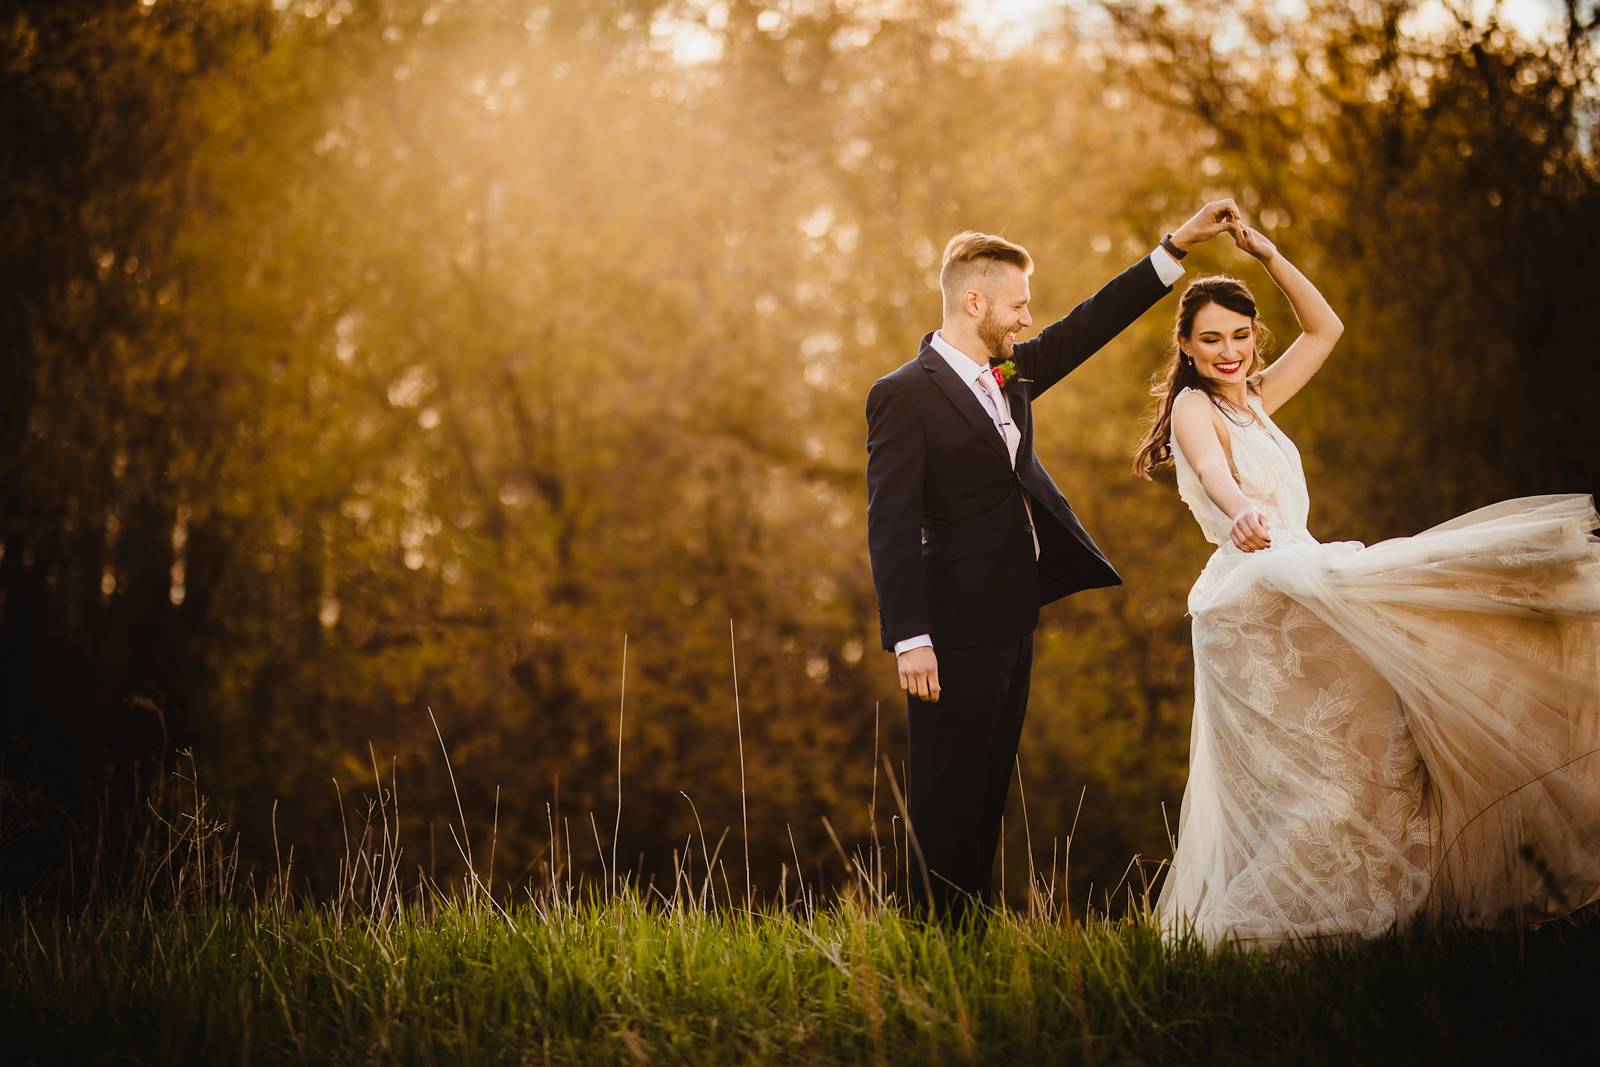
[977,308,1012,362]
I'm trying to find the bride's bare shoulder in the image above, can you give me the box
[1172,388,1237,467]
[1173,387,1221,429]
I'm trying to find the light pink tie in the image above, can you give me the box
[976,371,1040,559]
[977,370,1019,464]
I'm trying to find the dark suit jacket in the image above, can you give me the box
[865,254,1173,653]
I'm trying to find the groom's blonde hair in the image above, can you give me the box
[940,231,1034,316]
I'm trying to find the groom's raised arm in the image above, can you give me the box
[865,377,932,652]
[1011,200,1243,399]
[1010,247,1183,400]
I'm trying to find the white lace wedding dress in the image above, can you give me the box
[1155,386,1600,946]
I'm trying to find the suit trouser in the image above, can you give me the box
[904,631,1034,926]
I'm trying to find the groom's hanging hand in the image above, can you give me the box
[898,646,941,703]
[1167,198,1243,252]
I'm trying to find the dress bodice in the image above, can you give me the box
[1169,386,1311,548]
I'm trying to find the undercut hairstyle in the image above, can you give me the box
[939,231,1034,316]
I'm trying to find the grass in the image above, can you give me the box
[5,888,1598,1066]
[4,742,1596,1067]
[6,642,1597,1065]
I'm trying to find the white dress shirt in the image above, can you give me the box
[893,245,1186,657]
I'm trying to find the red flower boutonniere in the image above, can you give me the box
[990,359,1031,391]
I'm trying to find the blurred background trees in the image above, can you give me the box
[4,0,1596,909]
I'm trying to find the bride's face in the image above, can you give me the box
[1184,302,1256,384]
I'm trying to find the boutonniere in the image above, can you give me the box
[990,359,1031,391]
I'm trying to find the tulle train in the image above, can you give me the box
[1157,494,1600,946]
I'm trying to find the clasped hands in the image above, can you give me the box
[1171,198,1277,263]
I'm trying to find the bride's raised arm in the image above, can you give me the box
[1232,225,1344,415]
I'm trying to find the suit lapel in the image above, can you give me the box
[917,337,1011,466]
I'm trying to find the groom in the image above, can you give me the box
[864,200,1241,926]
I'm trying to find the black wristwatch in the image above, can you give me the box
[1160,232,1188,260]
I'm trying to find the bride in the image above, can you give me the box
[1132,221,1600,947]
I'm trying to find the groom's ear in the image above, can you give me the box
[962,286,985,319]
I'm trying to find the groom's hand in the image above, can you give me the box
[898,646,941,703]
[1170,198,1243,251]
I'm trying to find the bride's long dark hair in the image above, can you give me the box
[1132,275,1274,480]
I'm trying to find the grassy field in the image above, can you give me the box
[6,887,1598,1066]
[6,744,1600,1066]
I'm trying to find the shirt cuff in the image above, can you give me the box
[893,633,933,655]
[1149,243,1186,287]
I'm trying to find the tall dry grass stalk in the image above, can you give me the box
[729,619,753,924]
